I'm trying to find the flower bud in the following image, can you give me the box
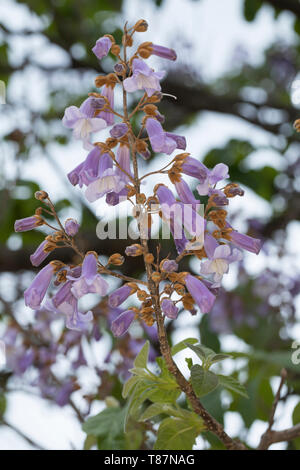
[108,253,125,266]
[65,218,79,237]
[35,190,48,200]
[134,19,148,32]
[125,244,143,256]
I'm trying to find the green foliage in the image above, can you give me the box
[191,364,219,397]
[243,0,263,22]
[154,415,204,450]
[82,405,144,450]
[185,342,247,399]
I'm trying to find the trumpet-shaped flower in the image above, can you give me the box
[124,59,165,97]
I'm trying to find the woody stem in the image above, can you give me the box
[121,35,245,450]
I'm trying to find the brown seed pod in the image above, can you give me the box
[151,271,161,283]
[143,104,158,116]
[108,253,124,266]
[34,190,48,200]
[145,253,154,264]
[136,193,146,204]
[137,290,149,301]
[133,19,148,32]
[94,75,108,87]
[174,283,185,296]
[110,44,121,56]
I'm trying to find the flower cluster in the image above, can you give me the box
[14,20,261,339]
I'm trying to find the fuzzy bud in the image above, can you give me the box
[65,218,79,237]
[151,271,161,283]
[110,44,121,56]
[145,253,154,264]
[108,253,125,266]
[35,190,48,200]
[134,19,148,32]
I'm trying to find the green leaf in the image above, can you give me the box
[82,407,124,437]
[244,0,263,22]
[83,434,97,450]
[171,338,198,356]
[292,403,300,449]
[134,341,149,369]
[218,374,249,399]
[185,357,193,370]
[139,403,169,422]
[184,342,216,362]
[122,375,140,398]
[154,416,204,450]
[0,394,6,418]
[190,364,219,397]
[209,354,232,365]
[83,407,127,450]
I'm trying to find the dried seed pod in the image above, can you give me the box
[174,283,185,296]
[151,271,161,283]
[137,290,149,301]
[134,19,148,32]
[35,207,43,216]
[145,253,154,264]
[182,293,194,310]
[35,190,48,200]
[111,44,121,56]
[94,75,108,87]
[136,193,146,204]
[108,253,125,266]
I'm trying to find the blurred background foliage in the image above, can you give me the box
[0,0,300,450]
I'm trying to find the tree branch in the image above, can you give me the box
[258,369,300,450]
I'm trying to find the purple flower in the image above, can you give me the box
[165,133,186,150]
[123,58,165,97]
[175,178,199,204]
[108,284,133,308]
[30,240,50,267]
[146,118,186,155]
[110,123,129,139]
[185,274,216,314]
[24,263,55,309]
[62,101,106,150]
[181,157,208,181]
[201,233,242,284]
[85,144,131,202]
[92,36,112,60]
[161,259,178,272]
[208,188,229,206]
[125,244,143,256]
[69,253,109,299]
[14,215,42,232]
[97,84,115,126]
[68,147,108,188]
[226,224,262,255]
[150,44,177,61]
[55,382,74,407]
[106,188,128,206]
[44,297,93,331]
[65,218,79,237]
[111,310,135,337]
[156,185,205,252]
[79,96,106,117]
[52,280,73,308]
[196,163,229,196]
[161,298,179,319]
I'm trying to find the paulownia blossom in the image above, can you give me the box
[123,58,165,96]
[15,19,262,340]
[62,98,107,150]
